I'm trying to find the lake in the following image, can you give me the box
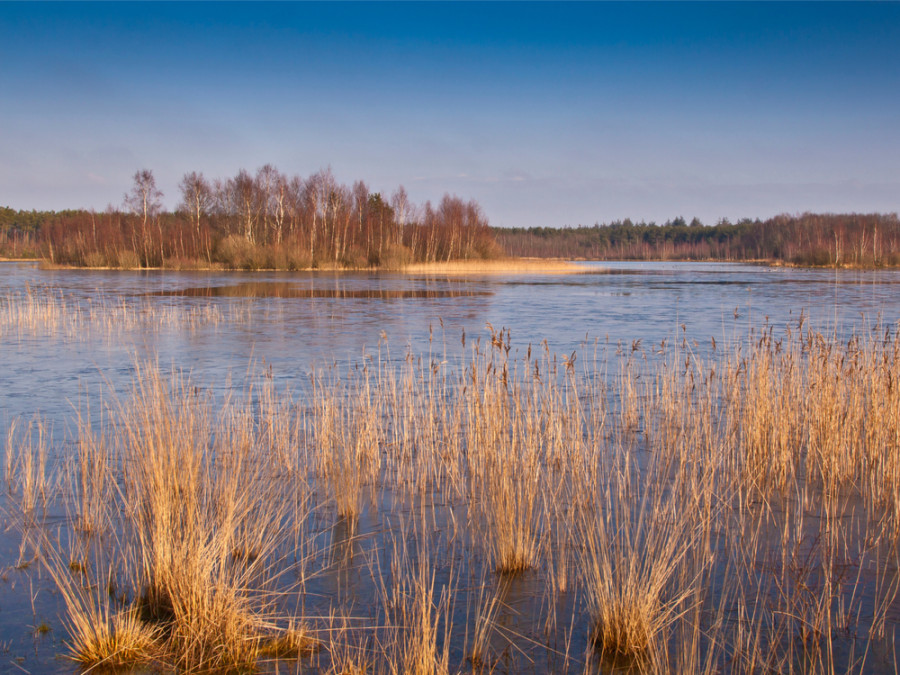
[3,260,900,674]
[3,261,897,423]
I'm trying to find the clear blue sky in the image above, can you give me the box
[1,2,898,227]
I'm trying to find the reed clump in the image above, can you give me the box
[36,534,162,669]
[4,418,51,521]
[21,363,309,673]
[575,421,713,660]
[381,519,452,675]
[465,328,544,574]
[69,605,160,669]
[13,320,900,673]
[0,285,243,340]
[260,620,320,658]
[120,366,300,672]
[314,373,383,522]
[400,258,587,275]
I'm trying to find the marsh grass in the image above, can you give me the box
[314,372,383,522]
[13,320,900,673]
[322,613,376,675]
[399,258,588,274]
[0,285,246,339]
[377,511,454,675]
[465,575,507,668]
[62,580,160,668]
[14,362,312,673]
[4,418,51,522]
[66,407,112,535]
[116,365,304,672]
[36,530,160,669]
[466,345,544,574]
[259,619,320,658]
[576,452,708,660]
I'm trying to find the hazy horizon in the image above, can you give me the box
[2,2,898,228]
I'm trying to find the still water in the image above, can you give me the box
[2,261,898,426]
[2,260,900,674]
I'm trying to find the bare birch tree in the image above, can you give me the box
[124,169,163,265]
[178,171,212,259]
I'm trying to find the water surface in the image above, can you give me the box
[3,260,900,673]
[3,261,898,426]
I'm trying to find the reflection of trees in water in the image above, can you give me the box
[154,281,493,300]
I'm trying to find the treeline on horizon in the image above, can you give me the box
[494,213,900,267]
[0,166,500,269]
[3,173,899,268]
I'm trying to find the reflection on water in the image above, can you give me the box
[2,261,900,428]
[4,261,900,672]
[151,281,492,299]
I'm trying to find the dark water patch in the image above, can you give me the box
[503,276,900,289]
[150,282,493,300]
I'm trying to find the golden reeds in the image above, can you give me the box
[314,372,383,522]
[465,576,506,667]
[4,418,51,521]
[14,362,307,672]
[0,285,245,339]
[576,449,708,659]
[12,320,900,673]
[466,331,544,574]
[400,258,589,274]
[375,508,454,675]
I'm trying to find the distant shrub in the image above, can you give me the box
[162,256,209,271]
[84,251,107,268]
[340,248,368,269]
[115,249,141,269]
[284,246,311,271]
[793,248,833,267]
[260,247,279,270]
[214,235,256,270]
[473,236,503,260]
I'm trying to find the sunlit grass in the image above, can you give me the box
[400,258,588,274]
[10,321,900,672]
[0,284,249,338]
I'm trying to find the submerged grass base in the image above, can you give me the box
[8,320,900,673]
[68,609,160,669]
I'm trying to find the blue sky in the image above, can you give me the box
[1,2,898,228]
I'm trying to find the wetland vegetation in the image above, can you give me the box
[3,168,899,271]
[0,166,500,270]
[4,256,900,674]
[496,212,900,268]
[5,280,900,672]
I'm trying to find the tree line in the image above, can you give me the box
[4,179,899,268]
[494,213,900,267]
[0,167,500,269]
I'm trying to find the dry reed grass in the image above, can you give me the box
[16,362,311,673]
[67,407,112,535]
[314,371,383,522]
[400,258,588,274]
[259,619,319,658]
[0,284,248,339]
[64,589,160,668]
[4,418,51,521]
[465,576,507,667]
[36,533,161,669]
[466,329,544,573]
[12,320,900,673]
[116,364,301,672]
[380,351,466,499]
[380,517,453,675]
[576,448,709,660]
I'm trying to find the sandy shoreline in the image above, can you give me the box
[15,257,593,274]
